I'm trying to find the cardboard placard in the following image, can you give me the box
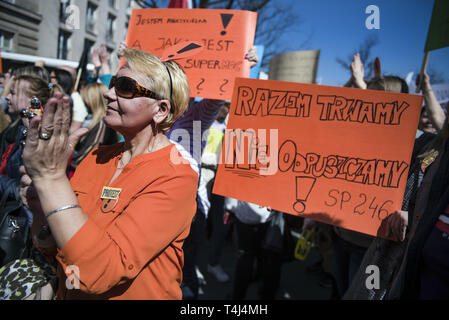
[268,50,320,84]
[213,77,423,238]
[126,8,257,100]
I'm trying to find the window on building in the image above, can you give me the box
[57,29,71,60]
[123,16,129,41]
[106,14,116,41]
[126,0,133,15]
[59,0,71,22]
[84,39,95,63]
[108,0,116,9]
[0,30,13,51]
[86,2,97,33]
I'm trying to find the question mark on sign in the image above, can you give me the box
[196,78,205,94]
[219,79,229,95]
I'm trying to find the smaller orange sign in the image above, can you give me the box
[126,8,257,100]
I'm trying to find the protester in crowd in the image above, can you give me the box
[19,48,198,299]
[345,72,449,299]
[119,41,254,297]
[328,53,414,298]
[390,102,449,300]
[114,44,220,300]
[0,66,59,205]
[50,69,73,97]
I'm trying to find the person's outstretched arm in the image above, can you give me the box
[419,72,446,133]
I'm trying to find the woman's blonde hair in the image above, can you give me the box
[121,48,190,132]
[80,82,108,130]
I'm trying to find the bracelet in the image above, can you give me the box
[45,204,81,219]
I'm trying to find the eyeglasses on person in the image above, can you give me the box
[109,76,161,100]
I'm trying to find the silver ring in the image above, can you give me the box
[39,131,52,140]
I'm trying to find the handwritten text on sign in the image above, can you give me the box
[126,9,257,100]
[213,78,423,238]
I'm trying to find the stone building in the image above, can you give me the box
[0,0,140,69]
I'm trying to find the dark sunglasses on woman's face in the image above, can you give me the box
[109,76,160,100]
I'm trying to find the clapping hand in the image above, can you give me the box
[22,92,88,182]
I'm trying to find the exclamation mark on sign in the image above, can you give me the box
[220,13,233,35]
[293,176,316,214]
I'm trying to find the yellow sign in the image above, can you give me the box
[101,186,122,200]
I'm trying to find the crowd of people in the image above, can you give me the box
[0,39,447,300]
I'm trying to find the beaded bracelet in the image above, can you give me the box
[45,204,81,219]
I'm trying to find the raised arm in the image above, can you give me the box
[22,92,89,248]
[350,53,367,89]
[418,71,446,133]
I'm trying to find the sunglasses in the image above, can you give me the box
[109,76,160,100]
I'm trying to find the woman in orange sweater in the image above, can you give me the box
[20,48,198,299]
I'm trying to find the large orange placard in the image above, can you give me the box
[125,9,257,100]
[213,78,423,238]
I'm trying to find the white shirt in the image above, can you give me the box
[71,91,89,123]
[224,197,272,224]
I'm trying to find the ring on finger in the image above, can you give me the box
[39,131,52,140]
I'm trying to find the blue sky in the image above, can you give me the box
[277,0,449,87]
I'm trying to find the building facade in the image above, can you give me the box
[0,0,140,69]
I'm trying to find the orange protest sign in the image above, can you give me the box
[213,78,423,238]
[125,9,257,100]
